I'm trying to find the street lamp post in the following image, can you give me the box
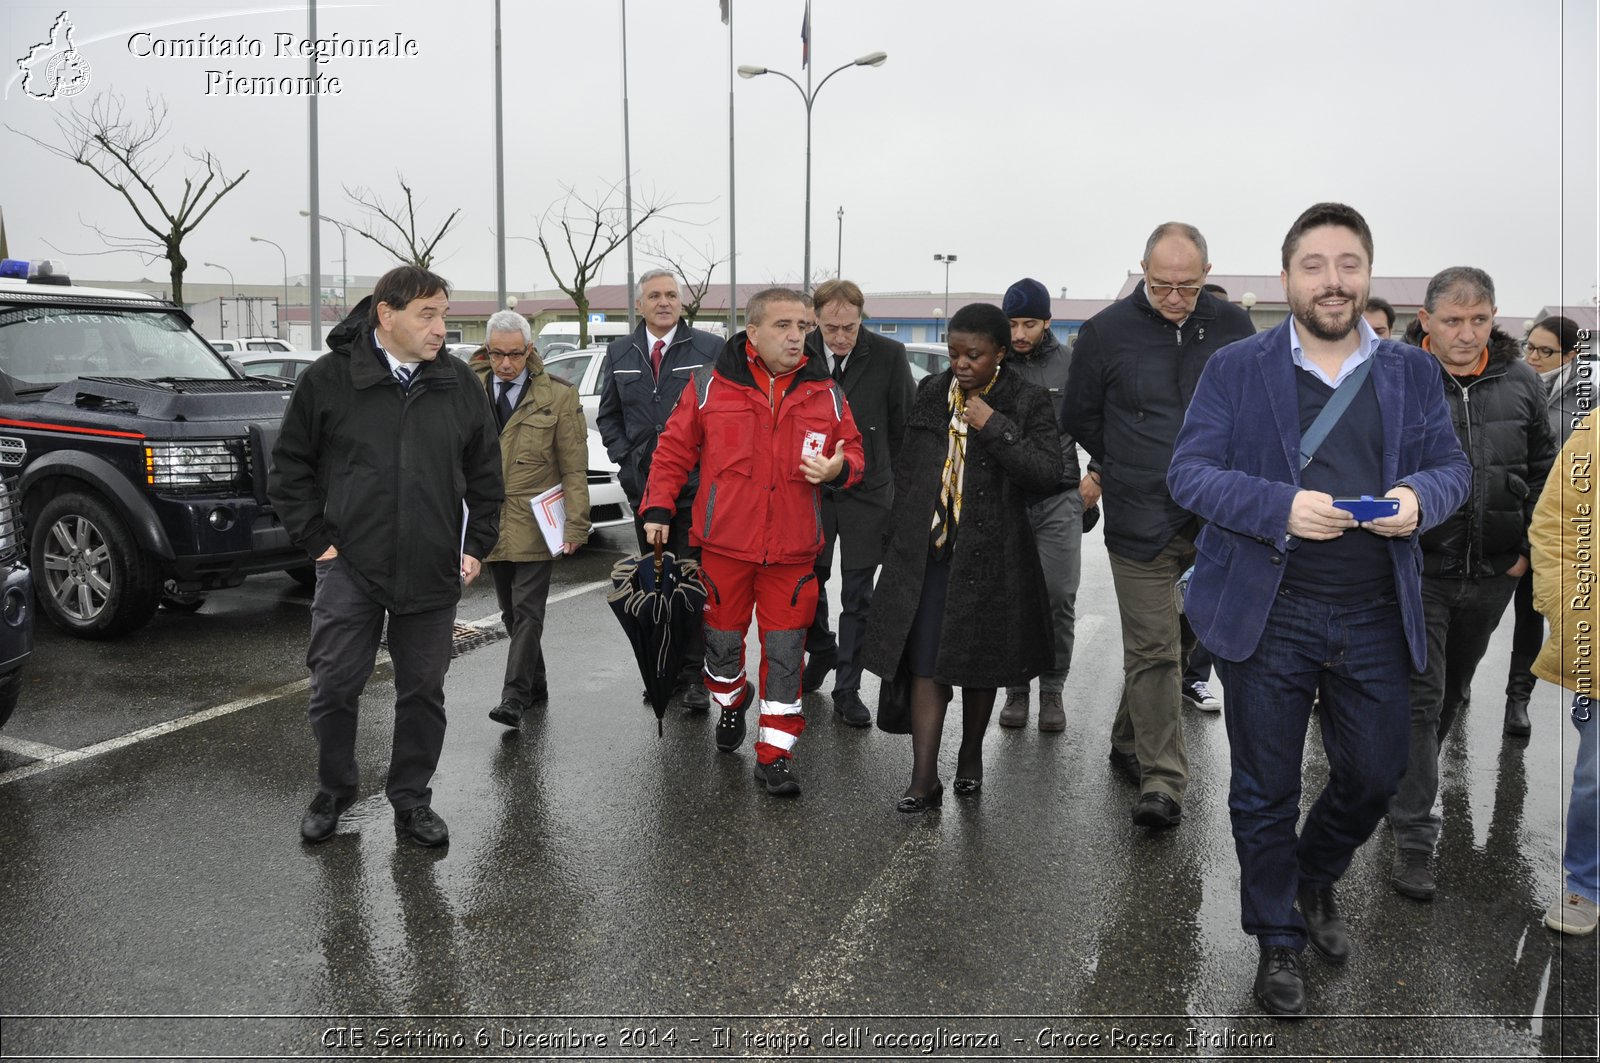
[1241,291,1257,327]
[836,205,844,277]
[204,261,236,339]
[299,210,350,316]
[934,253,956,325]
[204,261,236,296]
[739,50,887,291]
[250,236,289,340]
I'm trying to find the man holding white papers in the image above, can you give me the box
[474,310,591,729]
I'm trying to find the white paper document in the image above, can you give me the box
[529,484,567,555]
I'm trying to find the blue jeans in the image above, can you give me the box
[1215,588,1411,949]
[1567,696,1599,904]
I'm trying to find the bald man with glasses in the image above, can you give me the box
[1063,221,1256,832]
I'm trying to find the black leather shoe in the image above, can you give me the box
[681,680,711,713]
[833,690,872,728]
[953,776,982,796]
[801,649,837,694]
[300,792,354,843]
[754,756,802,796]
[488,700,524,728]
[897,781,944,813]
[394,805,449,847]
[1297,884,1349,964]
[715,682,754,752]
[1254,945,1305,1017]
[1132,791,1182,829]
[1504,696,1532,737]
[1108,747,1141,785]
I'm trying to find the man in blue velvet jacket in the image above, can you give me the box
[1167,202,1470,1018]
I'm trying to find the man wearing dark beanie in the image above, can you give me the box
[997,278,1082,733]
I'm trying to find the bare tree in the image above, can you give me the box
[530,182,685,347]
[343,175,460,269]
[644,236,731,325]
[8,92,247,306]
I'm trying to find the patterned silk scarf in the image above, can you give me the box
[930,367,1000,557]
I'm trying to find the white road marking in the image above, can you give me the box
[783,825,941,1011]
[0,678,318,787]
[0,735,67,760]
[0,578,616,787]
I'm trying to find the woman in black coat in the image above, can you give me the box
[861,303,1063,812]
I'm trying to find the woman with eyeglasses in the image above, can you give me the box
[1505,314,1591,737]
[860,303,1062,813]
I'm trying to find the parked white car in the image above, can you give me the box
[211,336,294,353]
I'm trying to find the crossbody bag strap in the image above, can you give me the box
[1299,355,1375,470]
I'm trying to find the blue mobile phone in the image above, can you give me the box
[1333,495,1401,521]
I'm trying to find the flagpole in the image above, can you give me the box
[727,0,738,336]
[621,0,637,334]
[803,0,812,290]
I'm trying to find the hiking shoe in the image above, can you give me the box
[1544,892,1599,936]
[1183,679,1222,712]
[998,689,1029,728]
[1037,689,1066,732]
[1391,849,1436,902]
[715,682,754,752]
[754,756,801,796]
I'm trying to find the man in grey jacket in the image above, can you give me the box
[997,278,1082,732]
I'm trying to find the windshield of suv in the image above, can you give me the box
[0,304,235,387]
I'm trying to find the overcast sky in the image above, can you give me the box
[2,0,1595,316]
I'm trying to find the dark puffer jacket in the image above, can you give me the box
[1420,328,1558,578]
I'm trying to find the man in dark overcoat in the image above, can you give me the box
[800,279,916,726]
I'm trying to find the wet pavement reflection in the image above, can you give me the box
[0,526,1594,1059]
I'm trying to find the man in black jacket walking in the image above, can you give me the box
[596,269,723,710]
[270,266,504,848]
[1063,223,1255,830]
[996,278,1082,733]
[1387,266,1557,901]
[800,279,915,726]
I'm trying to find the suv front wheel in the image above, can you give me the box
[31,491,161,639]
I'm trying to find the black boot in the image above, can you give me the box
[1504,655,1536,738]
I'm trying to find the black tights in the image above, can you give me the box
[906,677,997,798]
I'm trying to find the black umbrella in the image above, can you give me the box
[607,543,707,734]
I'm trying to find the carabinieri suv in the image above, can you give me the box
[0,258,305,638]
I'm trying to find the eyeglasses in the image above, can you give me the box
[1523,342,1562,359]
[1147,282,1205,299]
[487,350,528,361]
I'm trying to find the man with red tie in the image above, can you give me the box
[597,269,724,711]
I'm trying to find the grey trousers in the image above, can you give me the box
[306,556,456,811]
[490,559,552,707]
[1008,488,1083,696]
[1390,573,1520,854]
[1108,535,1197,802]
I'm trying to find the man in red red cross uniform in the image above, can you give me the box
[643,287,865,797]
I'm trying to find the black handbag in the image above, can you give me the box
[875,651,914,734]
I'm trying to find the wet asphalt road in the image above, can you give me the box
[0,522,1595,1062]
